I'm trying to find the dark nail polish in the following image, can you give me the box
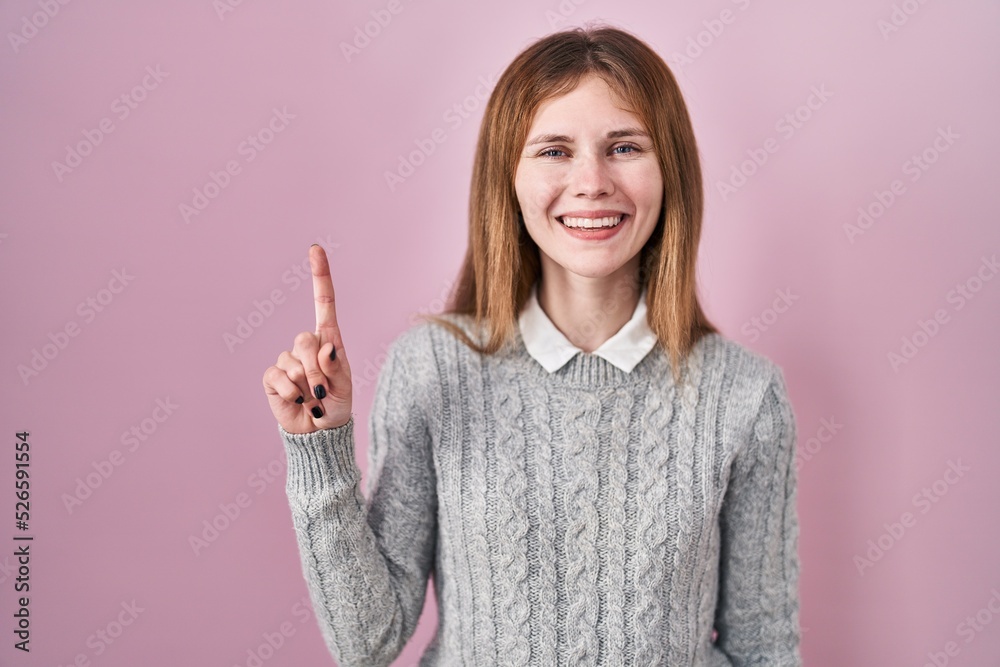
[330,347,337,361]
[311,406,323,419]
[314,384,326,400]
[295,395,304,404]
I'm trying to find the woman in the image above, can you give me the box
[262,24,801,667]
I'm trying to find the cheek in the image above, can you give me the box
[624,165,664,207]
[523,179,562,215]
[515,162,565,216]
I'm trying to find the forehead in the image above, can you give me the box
[529,74,641,129]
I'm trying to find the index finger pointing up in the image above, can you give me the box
[309,244,338,344]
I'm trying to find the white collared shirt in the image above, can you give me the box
[518,283,658,373]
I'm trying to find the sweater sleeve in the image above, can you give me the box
[714,367,802,666]
[279,334,438,667]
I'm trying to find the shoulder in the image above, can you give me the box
[377,313,488,388]
[372,314,488,427]
[695,331,784,385]
[693,331,794,430]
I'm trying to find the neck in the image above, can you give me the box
[536,261,642,353]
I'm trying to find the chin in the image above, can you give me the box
[559,261,626,280]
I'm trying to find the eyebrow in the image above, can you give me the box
[525,127,650,146]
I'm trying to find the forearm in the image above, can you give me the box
[281,418,429,667]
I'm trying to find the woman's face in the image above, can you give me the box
[514,73,663,286]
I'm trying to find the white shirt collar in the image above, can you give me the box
[518,283,658,373]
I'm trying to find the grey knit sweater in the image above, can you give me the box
[279,314,802,666]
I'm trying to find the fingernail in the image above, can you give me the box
[295,395,304,404]
[314,385,326,400]
[311,406,323,419]
[330,347,337,361]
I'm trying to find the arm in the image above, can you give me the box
[280,335,437,667]
[714,368,802,666]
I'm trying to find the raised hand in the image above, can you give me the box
[263,244,353,433]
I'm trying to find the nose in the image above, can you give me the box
[569,151,614,198]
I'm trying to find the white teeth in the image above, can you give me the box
[560,215,623,229]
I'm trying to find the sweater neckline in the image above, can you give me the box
[503,322,677,389]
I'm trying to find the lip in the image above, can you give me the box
[555,212,628,241]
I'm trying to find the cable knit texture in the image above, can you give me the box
[279,314,802,666]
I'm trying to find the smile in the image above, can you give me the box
[557,214,625,229]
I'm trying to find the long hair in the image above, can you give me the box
[420,24,718,385]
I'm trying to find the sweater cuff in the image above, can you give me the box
[278,416,360,497]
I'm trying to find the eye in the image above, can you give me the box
[538,147,568,158]
[612,143,641,155]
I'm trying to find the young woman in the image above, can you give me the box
[262,25,801,667]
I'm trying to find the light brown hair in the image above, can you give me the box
[421,24,718,385]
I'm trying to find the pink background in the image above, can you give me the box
[2,1,998,665]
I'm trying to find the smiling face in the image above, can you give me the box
[513,73,664,287]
